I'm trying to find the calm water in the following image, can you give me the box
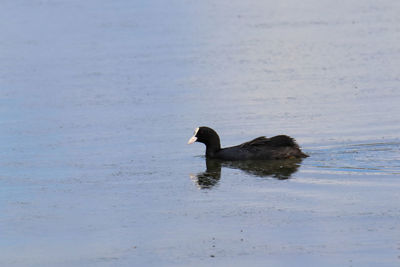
[1,0,400,266]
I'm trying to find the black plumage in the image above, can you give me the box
[188,126,308,160]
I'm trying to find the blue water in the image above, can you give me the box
[1,0,400,266]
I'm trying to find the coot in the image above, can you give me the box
[188,126,308,160]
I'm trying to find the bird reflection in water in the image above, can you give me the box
[190,158,303,189]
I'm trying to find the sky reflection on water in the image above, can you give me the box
[1,0,400,266]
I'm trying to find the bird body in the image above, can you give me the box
[188,126,308,160]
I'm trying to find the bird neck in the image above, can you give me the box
[205,136,221,158]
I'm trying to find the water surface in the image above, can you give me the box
[1,0,400,266]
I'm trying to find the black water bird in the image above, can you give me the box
[188,126,308,160]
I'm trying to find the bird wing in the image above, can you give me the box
[239,135,299,148]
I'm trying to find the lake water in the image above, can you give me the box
[1,0,400,266]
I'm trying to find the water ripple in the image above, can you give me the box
[305,141,400,175]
